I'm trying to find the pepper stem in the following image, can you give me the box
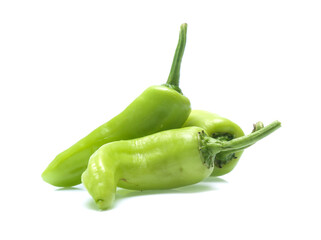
[165,23,187,93]
[211,121,281,153]
[213,121,266,167]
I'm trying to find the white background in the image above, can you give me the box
[1,0,320,239]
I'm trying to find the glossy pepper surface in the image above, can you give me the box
[82,121,281,210]
[42,23,191,187]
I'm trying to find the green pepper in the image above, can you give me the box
[183,110,263,176]
[82,121,281,210]
[42,23,191,187]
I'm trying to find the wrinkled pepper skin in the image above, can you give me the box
[183,110,245,176]
[82,127,213,210]
[42,23,191,187]
[82,122,281,210]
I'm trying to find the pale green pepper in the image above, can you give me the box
[42,23,191,187]
[82,121,281,210]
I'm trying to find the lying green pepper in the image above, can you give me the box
[82,121,281,210]
[42,23,191,187]
[183,110,245,176]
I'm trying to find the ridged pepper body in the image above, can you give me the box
[82,127,214,210]
[82,121,280,210]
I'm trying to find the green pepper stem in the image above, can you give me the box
[208,121,281,154]
[165,23,187,93]
[213,121,266,165]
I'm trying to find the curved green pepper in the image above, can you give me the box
[42,23,191,187]
[82,121,281,210]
